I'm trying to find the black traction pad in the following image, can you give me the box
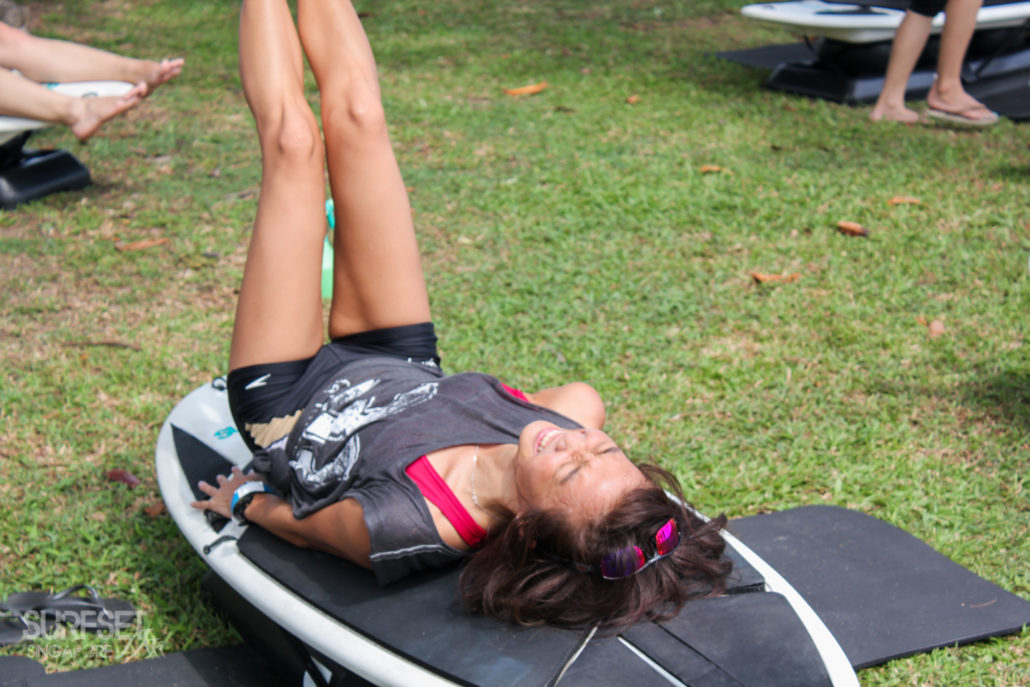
[557,594,834,687]
[172,426,235,502]
[238,512,824,686]
[239,526,586,687]
[729,505,1030,668]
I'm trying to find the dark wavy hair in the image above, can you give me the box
[459,463,731,629]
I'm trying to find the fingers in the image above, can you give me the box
[189,466,255,512]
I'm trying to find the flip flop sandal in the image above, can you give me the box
[0,612,30,647]
[925,105,999,127]
[2,585,136,633]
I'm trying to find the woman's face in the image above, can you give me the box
[513,421,648,521]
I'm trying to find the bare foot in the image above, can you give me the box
[139,57,184,95]
[869,102,920,123]
[68,81,147,141]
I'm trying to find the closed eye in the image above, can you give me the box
[559,464,582,484]
[559,445,621,483]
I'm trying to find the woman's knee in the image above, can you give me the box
[0,21,30,62]
[321,81,388,145]
[258,101,323,166]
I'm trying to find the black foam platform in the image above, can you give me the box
[0,655,45,683]
[730,505,1030,669]
[0,134,91,210]
[718,31,1030,119]
[0,646,282,687]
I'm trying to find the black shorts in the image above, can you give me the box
[909,0,946,17]
[226,322,440,452]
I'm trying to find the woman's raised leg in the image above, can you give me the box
[229,0,327,371]
[296,0,431,338]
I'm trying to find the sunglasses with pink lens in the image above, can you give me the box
[598,518,682,580]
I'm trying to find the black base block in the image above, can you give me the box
[719,26,1030,119]
[765,40,1030,108]
[0,147,91,210]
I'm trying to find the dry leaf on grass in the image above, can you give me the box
[837,220,869,237]
[115,237,169,252]
[106,469,141,487]
[928,319,945,338]
[144,502,166,518]
[751,272,801,284]
[888,196,921,206]
[504,81,548,96]
[63,340,141,351]
[626,94,640,104]
[700,165,729,174]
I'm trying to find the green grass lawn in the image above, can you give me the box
[1,0,1028,683]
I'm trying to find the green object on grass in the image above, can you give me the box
[322,199,335,300]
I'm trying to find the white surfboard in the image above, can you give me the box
[156,379,858,687]
[741,0,1030,43]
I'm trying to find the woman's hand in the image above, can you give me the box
[190,466,264,519]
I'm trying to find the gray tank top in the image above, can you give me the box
[251,355,580,584]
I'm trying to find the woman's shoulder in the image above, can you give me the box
[524,382,605,429]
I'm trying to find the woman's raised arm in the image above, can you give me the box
[525,382,606,429]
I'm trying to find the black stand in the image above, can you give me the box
[718,24,1030,120]
[0,131,91,210]
[767,27,1030,108]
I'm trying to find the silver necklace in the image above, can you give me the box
[470,446,501,521]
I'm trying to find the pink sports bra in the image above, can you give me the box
[404,383,529,548]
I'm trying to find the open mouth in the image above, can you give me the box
[534,428,562,454]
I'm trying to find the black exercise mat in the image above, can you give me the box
[716,43,818,71]
[730,505,1030,669]
[970,69,1030,121]
[0,646,282,687]
[0,655,45,684]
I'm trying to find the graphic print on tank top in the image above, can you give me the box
[289,375,439,490]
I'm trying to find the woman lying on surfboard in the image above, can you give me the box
[192,0,729,629]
